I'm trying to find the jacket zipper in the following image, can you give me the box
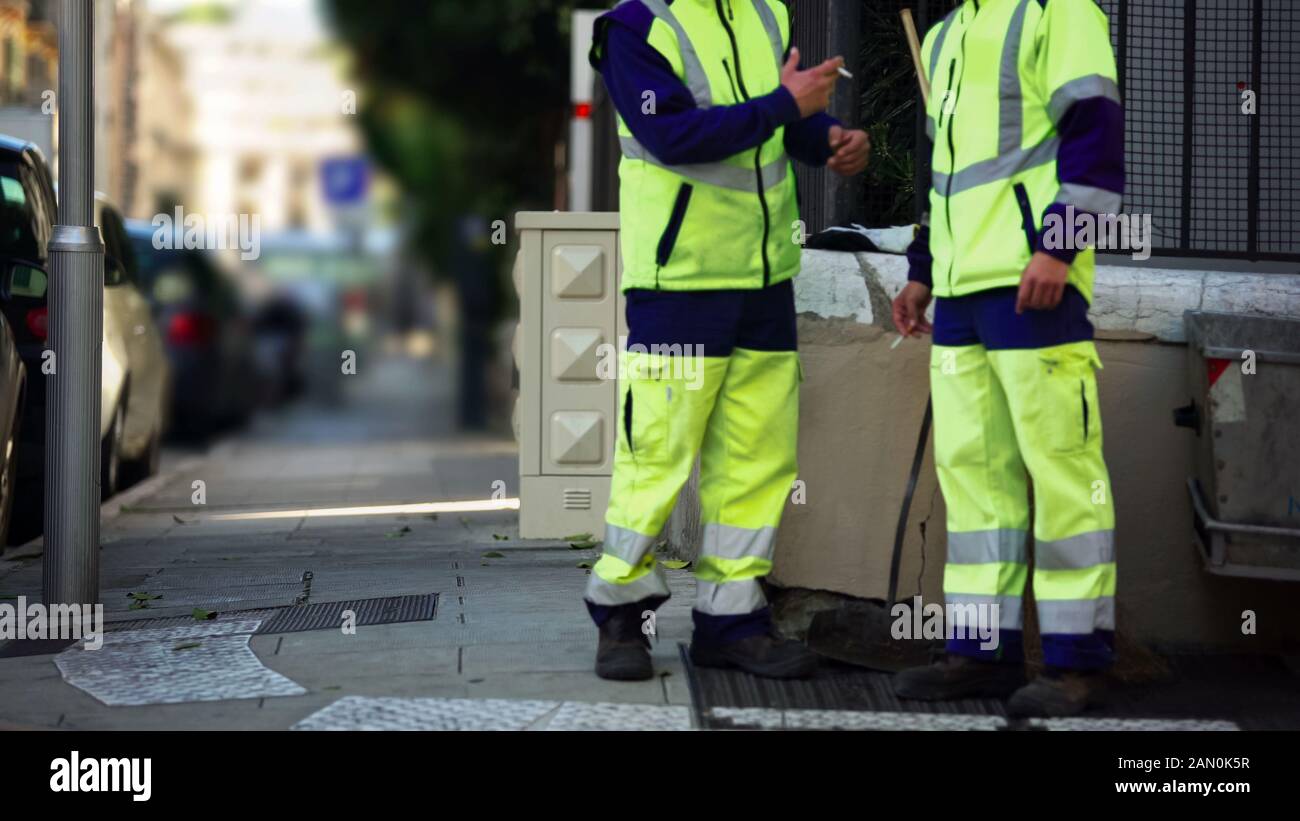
[942,2,978,294]
[716,0,772,287]
[722,58,741,102]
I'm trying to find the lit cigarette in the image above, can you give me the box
[838,66,854,79]
[891,335,905,350]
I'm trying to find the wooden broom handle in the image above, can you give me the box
[900,9,931,106]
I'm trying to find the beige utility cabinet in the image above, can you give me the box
[514,211,624,538]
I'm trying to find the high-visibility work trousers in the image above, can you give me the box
[931,338,1116,670]
[584,282,800,644]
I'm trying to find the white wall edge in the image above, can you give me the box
[795,249,1300,344]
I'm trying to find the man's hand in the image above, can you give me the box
[780,47,843,118]
[892,281,933,337]
[1015,251,1070,313]
[827,125,870,176]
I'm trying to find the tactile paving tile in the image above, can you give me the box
[544,702,693,731]
[54,618,306,706]
[781,709,1006,731]
[1029,717,1240,732]
[292,696,559,731]
[709,707,1004,731]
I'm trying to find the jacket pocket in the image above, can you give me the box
[1012,182,1037,257]
[655,183,694,270]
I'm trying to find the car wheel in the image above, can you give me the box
[120,424,161,489]
[0,406,21,549]
[100,401,124,500]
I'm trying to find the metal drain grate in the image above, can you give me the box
[680,643,1007,730]
[0,596,439,657]
[681,644,1300,730]
[256,593,438,635]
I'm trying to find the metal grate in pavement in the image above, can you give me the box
[680,643,1008,729]
[256,594,438,635]
[22,594,433,662]
[681,645,1294,730]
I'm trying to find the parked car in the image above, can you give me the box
[0,149,32,546]
[0,136,172,539]
[126,220,258,436]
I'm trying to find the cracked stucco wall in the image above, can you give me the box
[776,250,1300,648]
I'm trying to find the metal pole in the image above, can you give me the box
[43,0,102,611]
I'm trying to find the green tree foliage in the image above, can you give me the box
[324,0,607,285]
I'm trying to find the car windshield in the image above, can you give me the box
[0,162,40,261]
[129,231,226,307]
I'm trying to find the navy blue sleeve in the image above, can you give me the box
[784,111,839,166]
[1036,96,1125,264]
[906,224,933,288]
[779,46,841,167]
[594,13,802,166]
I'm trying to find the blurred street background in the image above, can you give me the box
[1,0,1296,732]
[0,0,580,547]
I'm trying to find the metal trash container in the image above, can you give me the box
[1176,310,1300,580]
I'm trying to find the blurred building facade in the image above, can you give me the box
[162,0,360,236]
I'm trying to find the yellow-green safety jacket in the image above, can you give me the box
[607,0,800,291]
[922,0,1121,302]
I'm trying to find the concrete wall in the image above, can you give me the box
[776,250,1300,650]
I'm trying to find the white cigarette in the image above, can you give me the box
[890,335,905,350]
[838,66,854,79]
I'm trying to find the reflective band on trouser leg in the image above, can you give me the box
[693,347,799,644]
[987,341,1117,670]
[586,351,729,615]
[932,343,1031,662]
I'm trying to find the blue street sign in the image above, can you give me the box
[320,156,369,205]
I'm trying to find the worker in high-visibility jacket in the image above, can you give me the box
[585,0,870,681]
[891,0,1124,717]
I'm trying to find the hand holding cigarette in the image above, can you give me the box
[781,47,846,117]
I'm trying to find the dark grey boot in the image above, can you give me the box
[595,608,653,681]
[1007,671,1105,717]
[689,633,819,679]
[893,654,1026,700]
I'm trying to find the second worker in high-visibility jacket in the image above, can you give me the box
[890,0,1124,717]
[585,0,870,681]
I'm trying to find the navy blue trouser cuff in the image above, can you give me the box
[691,607,772,646]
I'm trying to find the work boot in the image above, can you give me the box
[689,632,819,679]
[893,654,1026,700]
[594,608,653,681]
[1006,670,1105,718]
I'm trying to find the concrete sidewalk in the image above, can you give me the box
[0,354,697,730]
